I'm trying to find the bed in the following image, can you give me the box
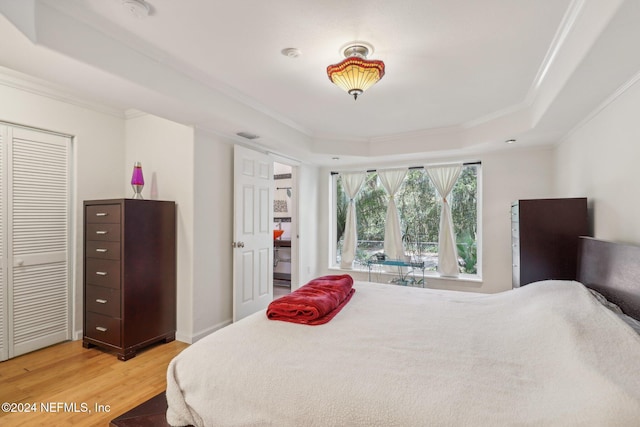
[166,237,640,426]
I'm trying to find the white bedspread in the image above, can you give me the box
[166,280,640,426]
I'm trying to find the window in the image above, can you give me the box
[332,163,480,276]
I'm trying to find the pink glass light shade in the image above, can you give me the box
[131,162,144,199]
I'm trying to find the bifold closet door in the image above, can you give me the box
[0,124,71,361]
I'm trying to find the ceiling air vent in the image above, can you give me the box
[236,132,260,140]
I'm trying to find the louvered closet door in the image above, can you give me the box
[0,126,7,361]
[9,126,71,358]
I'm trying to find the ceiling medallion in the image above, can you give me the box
[327,42,385,100]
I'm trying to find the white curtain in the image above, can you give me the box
[425,164,463,277]
[340,172,367,269]
[378,169,407,261]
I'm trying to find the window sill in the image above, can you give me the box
[327,266,482,284]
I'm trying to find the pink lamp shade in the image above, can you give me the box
[131,162,144,199]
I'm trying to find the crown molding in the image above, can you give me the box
[558,68,640,145]
[527,0,586,102]
[124,109,148,120]
[0,66,125,118]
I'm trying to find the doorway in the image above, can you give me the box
[273,162,295,298]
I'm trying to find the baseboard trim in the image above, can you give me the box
[176,319,232,344]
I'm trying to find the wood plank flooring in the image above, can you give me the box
[0,339,188,427]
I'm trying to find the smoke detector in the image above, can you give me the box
[122,0,150,18]
[281,48,302,58]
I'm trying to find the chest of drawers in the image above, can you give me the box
[82,199,176,360]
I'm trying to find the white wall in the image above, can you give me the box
[124,113,195,341]
[478,147,555,292]
[297,163,321,285]
[192,129,234,340]
[186,138,322,337]
[317,146,556,293]
[0,79,125,339]
[555,77,640,244]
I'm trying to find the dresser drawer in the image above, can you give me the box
[86,204,121,224]
[86,223,120,242]
[85,258,120,289]
[86,285,120,318]
[85,312,121,346]
[85,240,120,260]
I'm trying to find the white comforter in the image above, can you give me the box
[166,280,640,426]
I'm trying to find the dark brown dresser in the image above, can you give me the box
[511,197,589,288]
[82,199,176,360]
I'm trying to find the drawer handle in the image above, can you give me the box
[95,271,108,276]
[95,213,109,217]
[95,299,108,304]
[95,326,107,332]
[95,248,108,253]
[95,230,108,235]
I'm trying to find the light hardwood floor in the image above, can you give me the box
[0,339,189,426]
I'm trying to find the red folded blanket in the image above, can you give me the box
[267,275,355,325]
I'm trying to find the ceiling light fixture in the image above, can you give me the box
[327,42,385,100]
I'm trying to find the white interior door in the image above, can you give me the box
[233,145,273,322]
[289,165,299,289]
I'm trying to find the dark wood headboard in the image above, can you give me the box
[577,237,640,320]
